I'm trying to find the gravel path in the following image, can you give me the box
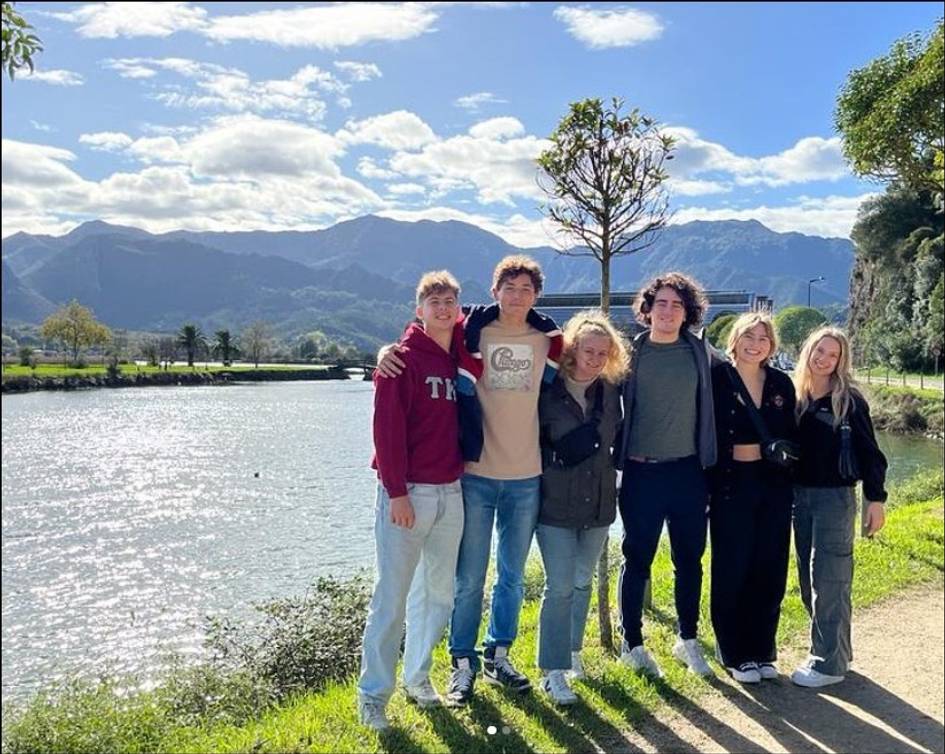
[615,585,945,753]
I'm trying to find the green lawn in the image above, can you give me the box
[4,470,942,754]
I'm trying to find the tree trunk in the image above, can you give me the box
[596,255,616,654]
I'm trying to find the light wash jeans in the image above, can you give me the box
[358,481,464,705]
[792,485,856,676]
[448,474,540,670]
[536,523,610,670]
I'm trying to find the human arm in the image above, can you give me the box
[862,501,885,537]
[375,342,407,378]
[850,392,888,503]
[389,495,415,529]
[372,368,413,511]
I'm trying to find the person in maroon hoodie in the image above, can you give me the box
[357,270,466,732]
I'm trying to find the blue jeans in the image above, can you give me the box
[536,523,609,670]
[358,482,464,705]
[448,474,540,670]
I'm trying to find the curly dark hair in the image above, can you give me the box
[635,272,708,329]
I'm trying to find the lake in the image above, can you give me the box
[1,381,941,700]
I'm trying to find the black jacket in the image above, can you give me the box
[539,376,622,529]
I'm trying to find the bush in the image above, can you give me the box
[17,346,33,367]
[204,573,371,702]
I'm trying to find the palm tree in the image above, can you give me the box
[176,323,207,368]
[212,329,240,367]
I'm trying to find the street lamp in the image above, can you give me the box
[807,276,825,308]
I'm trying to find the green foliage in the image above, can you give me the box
[835,19,944,197]
[176,323,207,368]
[861,384,944,436]
[773,306,827,355]
[537,97,675,311]
[211,329,239,367]
[39,299,111,367]
[1,2,42,80]
[706,314,737,348]
[17,344,33,367]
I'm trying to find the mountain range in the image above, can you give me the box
[1,216,853,350]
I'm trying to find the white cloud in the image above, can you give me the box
[674,193,877,239]
[749,137,848,186]
[127,136,187,164]
[389,131,551,205]
[554,6,663,49]
[386,182,426,196]
[338,111,437,150]
[1,140,84,188]
[79,132,135,152]
[468,117,525,140]
[334,61,382,82]
[377,206,562,248]
[105,58,342,122]
[103,59,159,79]
[455,91,507,112]
[24,69,85,86]
[30,120,54,133]
[52,2,209,38]
[357,157,400,180]
[666,178,731,197]
[203,3,438,49]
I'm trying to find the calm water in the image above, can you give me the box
[1,381,941,699]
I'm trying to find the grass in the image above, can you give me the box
[857,367,944,389]
[861,384,945,436]
[1,363,334,380]
[3,470,943,754]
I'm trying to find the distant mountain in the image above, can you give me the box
[1,215,854,348]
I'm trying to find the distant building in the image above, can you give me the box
[536,290,772,333]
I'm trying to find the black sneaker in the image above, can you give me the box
[483,646,531,693]
[445,656,476,707]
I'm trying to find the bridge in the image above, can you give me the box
[535,290,772,333]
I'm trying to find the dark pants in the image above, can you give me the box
[792,485,856,676]
[710,462,792,668]
[618,456,708,649]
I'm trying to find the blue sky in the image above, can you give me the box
[2,2,941,245]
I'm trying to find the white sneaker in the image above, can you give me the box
[404,678,441,707]
[791,666,844,688]
[673,637,713,677]
[726,662,762,684]
[540,670,578,706]
[357,698,390,731]
[757,662,779,680]
[620,645,664,678]
[568,651,586,680]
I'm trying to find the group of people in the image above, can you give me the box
[355,255,888,731]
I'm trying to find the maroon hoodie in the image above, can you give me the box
[371,323,464,498]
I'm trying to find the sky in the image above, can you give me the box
[2,1,941,246]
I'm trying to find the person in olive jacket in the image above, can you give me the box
[535,310,629,705]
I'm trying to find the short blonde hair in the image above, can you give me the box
[726,312,779,364]
[416,270,460,306]
[559,310,630,384]
[491,254,544,294]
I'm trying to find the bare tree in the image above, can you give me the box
[241,321,272,368]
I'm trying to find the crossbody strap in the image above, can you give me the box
[725,364,773,444]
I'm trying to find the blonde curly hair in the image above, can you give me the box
[559,309,631,384]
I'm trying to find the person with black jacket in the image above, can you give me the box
[791,326,888,688]
[709,313,797,684]
[536,310,628,705]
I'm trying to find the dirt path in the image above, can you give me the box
[615,585,945,753]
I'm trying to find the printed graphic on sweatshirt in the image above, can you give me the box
[425,376,457,401]
[485,343,534,392]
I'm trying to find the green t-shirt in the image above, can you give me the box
[628,337,698,459]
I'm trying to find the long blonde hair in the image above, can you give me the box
[559,309,630,384]
[726,312,779,365]
[794,326,857,426]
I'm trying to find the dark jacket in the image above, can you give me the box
[618,328,718,470]
[539,375,622,529]
[709,362,797,494]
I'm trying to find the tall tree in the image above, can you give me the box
[835,20,944,198]
[241,321,272,369]
[176,323,207,368]
[212,329,240,367]
[39,300,111,366]
[537,97,675,312]
[774,306,828,356]
[537,97,675,654]
[1,2,42,80]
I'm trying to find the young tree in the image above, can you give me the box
[1,2,42,80]
[241,321,272,368]
[176,323,207,368]
[158,337,178,370]
[140,337,160,368]
[537,97,675,654]
[774,306,828,356]
[212,329,240,367]
[835,20,944,198]
[537,97,676,312]
[39,300,111,367]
